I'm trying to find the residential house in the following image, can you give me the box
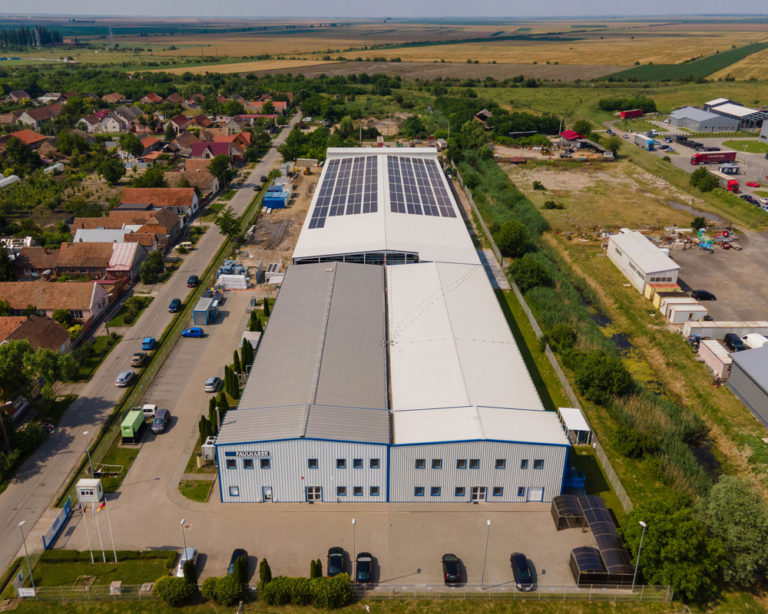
[71,208,182,252]
[246,99,288,114]
[38,93,65,105]
[121,187,199,221]
[9,129,48,149]
[214,132,252,151]
[168,131,200,157]
[189,141,238,160]
[139,134,162,155]
[55,242,115,278]
[16,247,59,278]
[183,94,204,109]
[0,281,111,332]
[1,315,72,353]
[232,114,278,127]
[17,104,62,131]
[112,105,144,132]
[102,92,126,104]
[77,110,124,134]
[106,242,147,281]
[0,111,20,126]
[164,169,220,200]
[141,93,164,104]
[191,114,213,128]
[166,114,192,134]
[184,158,212,173]
[7,90,30,102]
[165,93,184,105]
[21,241,148,282]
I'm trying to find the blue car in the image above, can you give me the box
[182,327,205,338]
[141,337,157,351]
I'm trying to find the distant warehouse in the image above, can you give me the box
[728,346,768,428]
[215,147,570,504]
[607,228,680,293]
[668,107,739,132]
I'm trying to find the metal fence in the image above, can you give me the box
[20,584,159,602]
[452,161,633,513]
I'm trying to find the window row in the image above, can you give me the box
[414,458,545,470]
[414,486,528,497]
[226,458,271,470]
[335,486,381,497]
[308,458,381,469]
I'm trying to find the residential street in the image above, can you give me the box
[0,115,299,574]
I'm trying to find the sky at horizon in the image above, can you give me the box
[2,1,768,19]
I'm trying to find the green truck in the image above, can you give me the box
[121,409,145,444]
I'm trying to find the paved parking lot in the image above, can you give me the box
[672,229,768,321]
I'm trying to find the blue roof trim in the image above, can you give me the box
[390,438,570,449]
[215,437,391,448]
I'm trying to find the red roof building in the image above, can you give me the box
[560,130,582,141]
[9,129,48,147]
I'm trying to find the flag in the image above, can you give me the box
[97,501,106,512]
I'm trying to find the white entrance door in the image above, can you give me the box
[526,487,544,502]
[262,486,273,502]
[306,486,321,502]
[471,487,487,502]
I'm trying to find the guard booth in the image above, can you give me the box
[76,478,103,506]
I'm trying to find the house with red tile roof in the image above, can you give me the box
[189,141,236,159]
[165,93,184,104]
[214,132,252,150]
[191,114,213,128]
[17,104,62,131]
[16,247,59,278]
[9,129,48,148]
[246,100,288,114]
[3,315,71,353]
[166,114,192,134]
[0,281,110,332]
[71,208,182,252]
[141,93,164,104]
[164,169,220,199]
[102,92,126,104]
[121,187,199,221]
[0,316,28,341]
[7,90,30,102]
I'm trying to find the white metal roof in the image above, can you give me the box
[669,107,722,122]
[108,242,139,270]
[292,148,480,266]
[74,228,128,243]
[609,229,680,275]
[393,406,569,446]
[558,407,591,433]
[388,261,545,417]
[705,97,731,107]
[711,102,760,118]
[700,339,732,363]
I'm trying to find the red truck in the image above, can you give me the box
[690,151,737,165]
[620,109,644,119]
[727,180,739,193]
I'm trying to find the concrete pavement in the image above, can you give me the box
[0,116,299,574]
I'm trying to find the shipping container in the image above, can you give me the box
[620,109,644,119]
[690,151,737,165]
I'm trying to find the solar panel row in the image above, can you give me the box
[387,156,456,218]
[309,157,378,230]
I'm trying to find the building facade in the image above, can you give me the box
[607,229,680,293]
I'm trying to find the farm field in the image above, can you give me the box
[710,46,768,79]
[158,58,333,75]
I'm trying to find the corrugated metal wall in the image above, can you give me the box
[728,365,768,427]
[217,439,389,503]
[389,441,566,503]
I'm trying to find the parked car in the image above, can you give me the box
[691,289,716,301]
[355,552,373,584]
[327,547,345,577]
[141,337,157,351]
[204,376,222,393]
[605,129,614,136]
[129,352,146,368]
[182,327,205,338]
[441,553,461,585]
[186,275,199,288]
[115,370,134,387]
[175,548,198,578]
[168,298,182,313]
[151,409,170,434]
[724,333,748,352]
[510,552,535,591]
[227,548,248,576]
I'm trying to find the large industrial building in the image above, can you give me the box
[668,107,739,132]
[703,98,768,131]
[216,147,570,504]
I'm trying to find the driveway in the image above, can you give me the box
[0,116,299,574]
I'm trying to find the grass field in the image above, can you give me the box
[75,335,121,381]
[158,59,332,75]
[723,139,768,154]
[709,45,768,80]
[28,552,175,587]
[178,479,214,502]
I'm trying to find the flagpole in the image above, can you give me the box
[102,496,118,565]
[92,503,106,563]
[81,504,94,564]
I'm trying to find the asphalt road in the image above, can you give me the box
[0,115,299,573]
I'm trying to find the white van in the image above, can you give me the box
[141,404,158,420]
[741,334,768,349]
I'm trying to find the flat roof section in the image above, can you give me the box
[610,229,680,275]
[387,262,545,413]
[293,148,480,266]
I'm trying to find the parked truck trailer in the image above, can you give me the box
[690,151,737,165]
[633,133,655,151]
[620,109,644,119]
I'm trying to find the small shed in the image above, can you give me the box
[551,495,587,530]
[193,297,218,325]
[698,339,732,380]
[263,185,290,209]
[666,301,708,324]
[653,290,688,310]
[121,409,145,444]
[643,282,680,301]
[557,407,592,445]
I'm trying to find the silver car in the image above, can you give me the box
[204,376,221,393]
[115,370,134,387]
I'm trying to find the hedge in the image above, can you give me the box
[259,574,353,609]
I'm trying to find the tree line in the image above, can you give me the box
[0,25,62,49]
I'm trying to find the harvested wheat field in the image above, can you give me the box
[158,59,333,75]
[709,46,768,80]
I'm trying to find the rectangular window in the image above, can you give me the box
[469,459,480,469]
[455,487,465,497]
[308,458,318,469]
[517,487,526,497]
[260,458,271,469]
[226,459,236,469]
[432,459,443,469]
[370,458,380,469]
[520,459,529,470]
[456,459,467,469]
[229,486,240,497]
[414,486,425,497]
[243,458,254,469]
[415,459,425,469]
[336,458,346,469]
[353,486,363,496]
[353,458,363,469]
[370,486,380,497]
[493,487,504,497]
[431,487,441,497]
[495,459,506,469]
[336,486,347,497]
[533,459,544,470]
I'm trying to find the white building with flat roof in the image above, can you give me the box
[607,229,680,293]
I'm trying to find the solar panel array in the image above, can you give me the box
[309,157,378,229]
[388,156,456,218]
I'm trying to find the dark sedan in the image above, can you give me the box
[355,552,373,584]
[327,547,345,578]
[510,552,535,591]
[442,553,461,585]
[227,548,248,576]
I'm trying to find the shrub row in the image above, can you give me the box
[259,574,353,609]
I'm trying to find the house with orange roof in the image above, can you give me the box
[17,104,62,131]
[102,92,126,104]
[120,187,199,221]
[141,93,164,104]
[1,315,71,353]
[9,129,48,149]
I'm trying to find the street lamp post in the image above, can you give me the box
[351,518,356,569]
[82,431,94,476]
[480,519,492,587]
[18,521,35,591]
[632,520,647,592]
[180,519,188,556]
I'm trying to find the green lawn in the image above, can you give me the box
[723,139,768,154]
[179,480,214,502]
[201,203,225,221]
[74,335,122,381]
[218,189,237,201]
[28,551,175,587]
[94,443,140,493]
[107,296,154,328]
